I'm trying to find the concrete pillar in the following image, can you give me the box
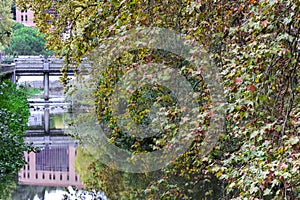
[44,106,50,134]
[44,62,49,100]
[12,71,16,83]
[11,63,16,83]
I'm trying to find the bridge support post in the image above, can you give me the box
[44,62,49,101]
[12,69,16,83]
[44,105,50,134]
[11,63,16,83]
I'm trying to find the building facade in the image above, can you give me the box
[15,8,36,27]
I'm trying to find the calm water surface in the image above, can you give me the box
[11,98,83,199]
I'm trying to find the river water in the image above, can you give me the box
[10,97,106,200]
[7,89,225,199]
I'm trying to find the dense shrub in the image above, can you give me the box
[0,79,30,199]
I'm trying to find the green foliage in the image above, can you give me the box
[0,79,31,199]
[19,0,300,199]
[19,85,43,98]
[0,0,14,48]
[5,23,53,56]
[74,145,158,200]
[208,1,300,198]
[0,79,30,117]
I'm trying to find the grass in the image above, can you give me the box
[19,85,43,98]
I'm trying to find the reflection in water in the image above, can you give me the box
[27,108,67,130]
[13,102,84,199]
[18,142,83,188]
[36,145,69,171]
[12,185,66,200]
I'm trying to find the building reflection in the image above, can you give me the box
[19,141,83,188]
[19,104,84,188]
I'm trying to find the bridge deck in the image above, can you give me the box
[2,56,90,100]
[0,64,14,75]
[15,68,79,76]
[1,57,90,77]
[26,129,67,137]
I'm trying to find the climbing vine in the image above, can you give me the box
[17,0,300,199]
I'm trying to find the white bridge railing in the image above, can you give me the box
[12,56,90,100]
[14,56,89,76]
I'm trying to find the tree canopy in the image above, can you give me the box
[5,22,53,56]
[17,0,300,199]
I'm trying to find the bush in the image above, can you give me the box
[0,79,31,199]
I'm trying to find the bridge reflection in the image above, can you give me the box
[19,103,84,188]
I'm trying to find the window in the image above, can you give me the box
[21,15,24,21]
[25,15,28,21]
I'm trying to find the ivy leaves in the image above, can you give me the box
[0,0,14,48]
[16,0,300,199]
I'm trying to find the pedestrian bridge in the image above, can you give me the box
[0,56,90,100]
[14,56,88,76]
